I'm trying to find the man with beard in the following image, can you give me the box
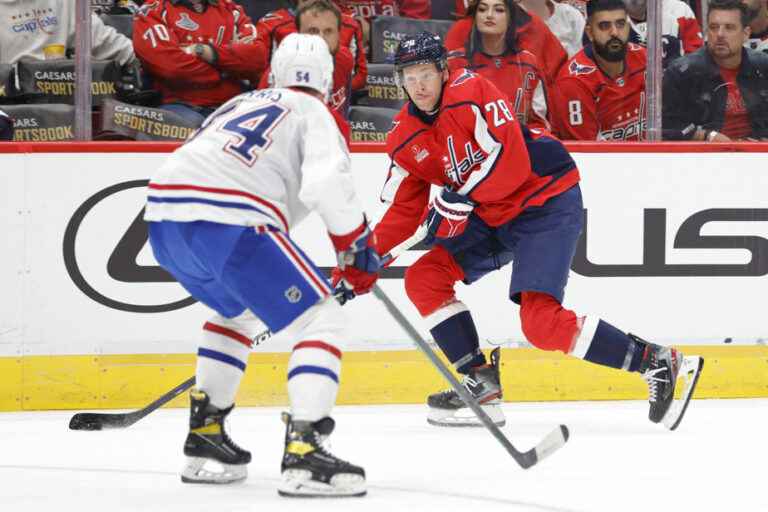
[743,0,768,53]
[552,0,647,140]
[663,0,768,141]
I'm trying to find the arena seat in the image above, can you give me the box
[353,63,406,110]
[0,104,75,141]
[370,16,454,64]
[15,58,121,106]
[349,105,399,144]
[235,0,289,22]
[431,0,458,20]
[99,98,199,141]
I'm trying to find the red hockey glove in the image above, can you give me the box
[329,219,383,301]
[423,187,475,246]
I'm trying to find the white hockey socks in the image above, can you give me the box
[284,298,345,422]
[196,315,253,410]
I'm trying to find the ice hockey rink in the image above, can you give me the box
[2,399,766,512]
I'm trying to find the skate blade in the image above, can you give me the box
[662,356,704,431]
[278,469,366,498]
[180,457,248,484]
[427,403,506,428]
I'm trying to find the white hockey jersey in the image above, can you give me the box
[0,0,134,65]
[145,88,364,238]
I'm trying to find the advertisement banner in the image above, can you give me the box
[1,149,768,358]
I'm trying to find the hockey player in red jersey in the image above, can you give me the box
[258,1,355,117]
[255,0,367,91]
[445,1,567,88]
[133,0,269,126]
[447,0,551,130]
[553,0,647,140]
[347,31,703,430]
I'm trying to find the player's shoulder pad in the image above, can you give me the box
[444,68,482,97]
[385,107,423,156]
[135,0,161,17]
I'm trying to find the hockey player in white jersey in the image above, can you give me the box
[144,33,381,497]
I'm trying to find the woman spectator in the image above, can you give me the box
[447,0,551,129]
[445,0,567,88]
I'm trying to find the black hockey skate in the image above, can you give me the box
[279,413,366,498]
[635,335,704,431]
[427,347,505,427]
[181,389,251,484]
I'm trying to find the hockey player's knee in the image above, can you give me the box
[286,296,346,347]
[519,291,578,353]
[404,246,464,316]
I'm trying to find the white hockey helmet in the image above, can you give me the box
[269,33,334,102]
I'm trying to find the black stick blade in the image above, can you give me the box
[69,412,134,430]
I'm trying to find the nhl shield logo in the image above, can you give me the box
[285,286,302,303]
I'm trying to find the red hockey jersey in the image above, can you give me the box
[258,46,355,117]
[133,0,268,107]
[374,69,579,255]
[447,47,550,130]
[254,8,368,90]
[333,0,431,20]
[553,43,646,141]
[444,11,567,89]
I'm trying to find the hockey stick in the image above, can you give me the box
[371,284,569,469]
[69,225,429,432]
[69,376,196,431]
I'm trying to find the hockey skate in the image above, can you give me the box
[180,389,251,484]
[635,335,704,431]
[279,413,366,498]
[427,347,506,427]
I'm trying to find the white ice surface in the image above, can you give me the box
[1,400,766,512]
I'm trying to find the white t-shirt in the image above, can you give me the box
[546,1,585,58]
[0,0,134,65]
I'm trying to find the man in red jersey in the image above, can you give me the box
[338,32,703,430]
[445,2,567,88]
[259,1,355,117]
[553,0,647,140]
[256,0,367,90]
[133,0,268,126]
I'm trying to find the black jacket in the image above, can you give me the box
[662,46,768,140]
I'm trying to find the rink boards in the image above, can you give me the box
[1,142,767,411]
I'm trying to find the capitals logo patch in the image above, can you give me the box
[176,13,200,31]
[568,60,596,76]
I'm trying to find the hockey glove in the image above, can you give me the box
[423,187,475,246]
[329,219,383,303]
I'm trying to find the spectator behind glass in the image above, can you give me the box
[444,0,567,88]
[133,0,269,127]
[0,109,12,140]
[332,0,431,55]
[552,0,646,140]
[447,0,551,129]
[0,0,134,66]
[518,0,585,57]
[623,0,703,67]
[255,0,367,91]
[260,1,355,119]
[743,0,768,52]
[663,0,768,141]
